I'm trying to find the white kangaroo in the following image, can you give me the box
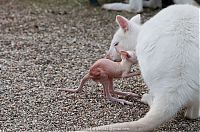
[87,5,199,131]
[102,0,199,13]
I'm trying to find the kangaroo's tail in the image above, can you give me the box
[86,96,181,132]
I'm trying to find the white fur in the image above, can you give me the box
[102,0,161,13]
[102,0,198,13]
[107,14,141,61]
[90,5,200,131]
[137,5,199,123]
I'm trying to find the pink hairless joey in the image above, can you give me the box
[58,47,140,105]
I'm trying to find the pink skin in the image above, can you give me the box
[59,49,140,105]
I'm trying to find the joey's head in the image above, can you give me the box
[106,14,141,62]
[120,50,138,65]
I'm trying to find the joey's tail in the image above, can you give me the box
[58,73,90,93]
[87,97,181,131]
[75,73,90,92]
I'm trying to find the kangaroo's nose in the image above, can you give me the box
[113,59,122,62]
[105,53,111,59]
[105,51,111,59]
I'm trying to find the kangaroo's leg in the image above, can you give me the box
[185,96,200,119]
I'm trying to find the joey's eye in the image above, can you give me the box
[114,42,119,46]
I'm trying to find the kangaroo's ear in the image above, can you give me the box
[116,15,129,32]
[120,50,131,59]
[130,14,141,25]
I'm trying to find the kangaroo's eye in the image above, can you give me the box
[114,42,119,46]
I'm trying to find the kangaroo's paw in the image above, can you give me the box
[141,93,153,106]
[184,99,200,119]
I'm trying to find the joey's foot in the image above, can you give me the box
[113,90,139,97]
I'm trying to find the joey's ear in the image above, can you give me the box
[130,14,141,25]
[116,15,129,32]
[120,50,131,59]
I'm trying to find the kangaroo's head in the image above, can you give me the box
[106,14,141,61]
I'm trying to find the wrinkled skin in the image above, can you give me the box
[59,50,140,105]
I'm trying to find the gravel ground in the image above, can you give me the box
[0,0,199,131]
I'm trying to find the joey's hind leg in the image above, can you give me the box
[106,78,118,97]
[102,87,107,98]
[108,79,138,97]
[141,93,154,106]
[184,97,200,119]
[102,80,133,105]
